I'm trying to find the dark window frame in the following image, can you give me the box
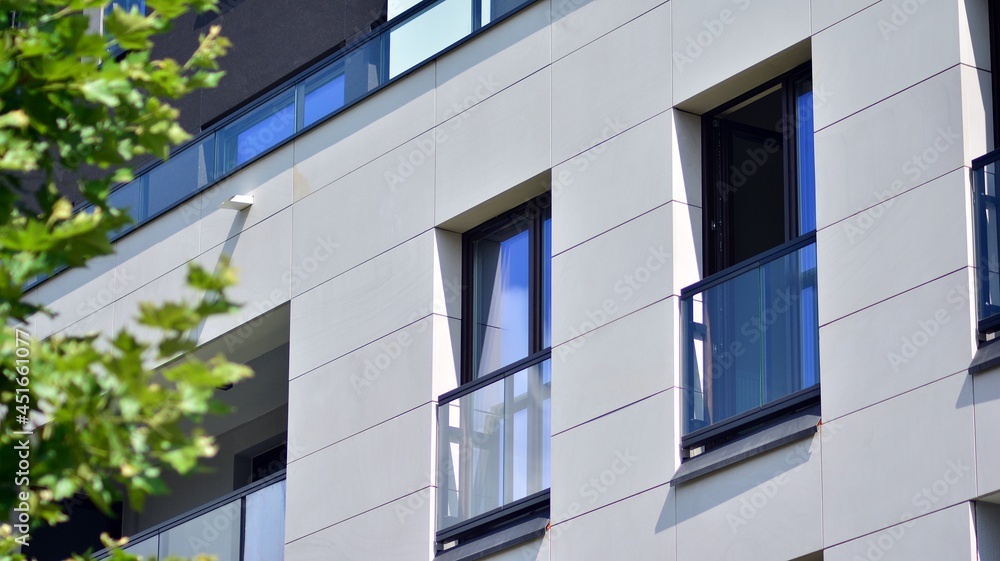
[702,63,813,277]
[435,194,552,549]
[684,63,820,454]
[459,194,551,388]
[992,0,1000,149]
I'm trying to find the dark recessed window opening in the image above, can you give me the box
[681,64,820,456]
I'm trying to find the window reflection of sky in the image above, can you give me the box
[477,229,529,376]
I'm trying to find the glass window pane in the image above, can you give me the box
[796,81,817,234]
[343,38,384,106]
[437,377,505,529]
[244,481,286,561]
[542,217,551,349]
[726,127,786,263]
[504,361,549,502]
[979,162,1000,321]
[702,268,764,427]
[145,136,216,218]
[682,242,820,436]
[108,178,142,223]
[158,500,241,561]
[761,243,819,402]
[302,62,347,128]
[473,223,530,378]
[481,0,526,25]
[437,361,550,531]
[218,90,296,173]
[389,0,472,79]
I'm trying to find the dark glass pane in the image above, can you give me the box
[761,243,819,402]
[302,62,346,128]
[542,217,552,349]
[343,38,383,104]
[107,179,142,223]
[977,162,1000,321]
[217,90,295,173]
[691,267,763,432]
[473,224,530,378]
[682,242,820,435]
[727,126,786,263]
[797,82,817,234]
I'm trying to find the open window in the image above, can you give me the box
[436,195,551,554]
[681,64,820,456]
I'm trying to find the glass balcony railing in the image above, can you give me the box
[680,237,820,446]
[973,150,1000,334]
[97,473,286,561]
[88,0,534,239]
[437,359,550,540]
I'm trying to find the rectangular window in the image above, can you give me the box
[681,65,820,453]
[216,90,296,173]
[437,195,551,546]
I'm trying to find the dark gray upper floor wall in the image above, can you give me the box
[154,0,388,134]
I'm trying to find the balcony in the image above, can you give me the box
[96,0,536,237]
[973,150,1000,334]
[680,236,820,451]
[436,359,551,543]
[97,473,286,561]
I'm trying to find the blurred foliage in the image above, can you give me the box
[0,2,252,560]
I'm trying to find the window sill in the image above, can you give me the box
[970,337,1000,374]
[436,511,549,561]
[671,406,820,486]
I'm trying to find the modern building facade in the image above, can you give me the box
[22,0,1000,559]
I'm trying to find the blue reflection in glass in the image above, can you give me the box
[797,89,816,234]
[682,243,819,435]
[473,226,530,378]
[303,72,346,128]
[542,217,551,348]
